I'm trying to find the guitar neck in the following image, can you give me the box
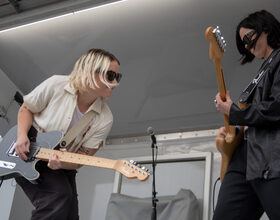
[214,59,230,125]
[214,59,236,142]
[214,59,226,97]
[36,148,116,169]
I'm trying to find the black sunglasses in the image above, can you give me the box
[106,70,122,83]
[242,30,256,46]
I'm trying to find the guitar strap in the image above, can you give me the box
[239,48,280,103]
[59,110,96,151]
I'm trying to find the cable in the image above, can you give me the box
[212,177,220,213]
[0,176,4,189]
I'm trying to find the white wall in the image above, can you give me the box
[0,68,21,220]
[0,179,17,220]
[78,133,268,220]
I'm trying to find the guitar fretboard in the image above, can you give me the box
[36,148,116,169]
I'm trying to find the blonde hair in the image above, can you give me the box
[69,48,120,92]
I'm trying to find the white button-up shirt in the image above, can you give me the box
[24,75,113,151]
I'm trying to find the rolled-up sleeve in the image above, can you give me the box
[24,76,55,113]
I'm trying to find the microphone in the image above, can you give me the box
[147,127,157,147]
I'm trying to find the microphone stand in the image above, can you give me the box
[151,142,158,220]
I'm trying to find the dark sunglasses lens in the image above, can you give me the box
[107,71,115,81]
[243,35,250,45]
[243,30,256,46]
[116,73,122,83]
[106,71,122,83]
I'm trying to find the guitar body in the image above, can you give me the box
[216,127,244,181]
[0,125,63,182]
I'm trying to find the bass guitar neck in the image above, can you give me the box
[205,26,244,181]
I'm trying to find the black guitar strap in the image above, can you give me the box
[239,48,280,103]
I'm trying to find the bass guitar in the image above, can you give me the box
[0,126,150,183]
[205,26,244,181]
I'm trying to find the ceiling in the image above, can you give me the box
[0,0,279,138]
[0,0,114,30]
[0,0,67,17]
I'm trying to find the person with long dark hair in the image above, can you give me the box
[213,10,280,219]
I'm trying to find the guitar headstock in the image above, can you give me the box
[205,26,226,60]
[114,160,151,181]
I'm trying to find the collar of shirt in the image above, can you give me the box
[64,82,103,115]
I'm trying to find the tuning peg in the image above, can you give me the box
[129,160,134,164]
[214,26,221,34]
[213,26,218,33]
[141,166,146,170]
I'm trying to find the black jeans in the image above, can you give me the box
[213,142,280,220]
[15,162,79,220]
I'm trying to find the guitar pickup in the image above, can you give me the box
[7,141,40,161]
[7,141,18,157]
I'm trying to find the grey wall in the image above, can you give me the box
[0,0,278,137]
[0,69,21,220]
[0,68,21,135]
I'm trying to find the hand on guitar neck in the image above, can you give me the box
[215,90,236,143]
[215,91,233,116]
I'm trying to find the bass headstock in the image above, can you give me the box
[114,160,151,181]
[205,26,226,60]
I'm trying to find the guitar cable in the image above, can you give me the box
[212,177,220,213]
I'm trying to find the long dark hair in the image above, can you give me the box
[236,10,280,64]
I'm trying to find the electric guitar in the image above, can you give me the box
[205,26,244,182]
[0,126,150,183]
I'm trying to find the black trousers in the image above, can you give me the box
[213,142,280,220]
[15,162,79,220]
